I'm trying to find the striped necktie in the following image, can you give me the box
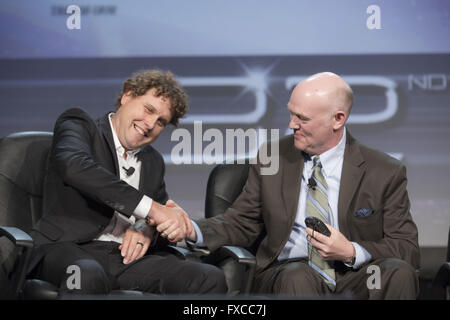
[306,155,336,289]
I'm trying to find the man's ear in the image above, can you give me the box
[333,110,347,130]
[120,91,133,106]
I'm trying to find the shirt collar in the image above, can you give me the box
[108,113,141,159]
[314,127,346,177]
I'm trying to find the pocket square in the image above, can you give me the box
[354,208,374,217]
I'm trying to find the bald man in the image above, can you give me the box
[181,72,420,299]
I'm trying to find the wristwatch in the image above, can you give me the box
[349,256,356,265]
[346,255,356,266]
[346,245,356,266]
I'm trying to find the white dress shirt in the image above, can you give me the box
[95,113,153,244]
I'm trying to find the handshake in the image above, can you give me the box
[145,200,197,243]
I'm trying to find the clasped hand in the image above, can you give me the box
[146,199,194,243]
[120,200,193,265]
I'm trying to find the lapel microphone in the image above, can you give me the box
[308,177,317,190]
[122,166,135,176]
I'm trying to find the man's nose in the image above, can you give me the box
[143,115,157,131]
[289,117,299,130]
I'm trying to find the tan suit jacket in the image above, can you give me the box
[196,132,420,273]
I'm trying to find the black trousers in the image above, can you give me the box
[31,241,227,295]
[252,258,419,299]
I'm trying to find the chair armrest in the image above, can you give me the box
[0,226,34,298]
[202,245,256,265]
[203,245,256,294]
[433,262,450,287]
[164,245,191,258]
[0,226,34,248]
[216,246,256,266]
[157,245,203,262]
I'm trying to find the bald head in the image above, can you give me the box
[293,72,353,116]
[287,72,353,155]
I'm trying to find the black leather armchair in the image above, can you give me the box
[0,131,255,299]
[0,132,146,299]
[0,131,51,299]
[433,227,450,299]
[197,163,257,295]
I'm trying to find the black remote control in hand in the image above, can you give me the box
[305,216,331,237]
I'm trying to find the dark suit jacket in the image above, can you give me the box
[197,132,420,272]
[31,108,169,248]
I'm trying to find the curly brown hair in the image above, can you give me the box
[115,69,188,126]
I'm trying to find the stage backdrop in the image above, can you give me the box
[0,0,449,247]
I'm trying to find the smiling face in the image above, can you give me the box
[287,72,351,155]
[112,88,172,151]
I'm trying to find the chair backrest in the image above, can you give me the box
[204,163,250,219]
[0,132,53,234]
[205,162,267,254]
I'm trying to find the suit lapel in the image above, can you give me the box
[338,132,365,238]
[281,138,304,223]
[137,149,150,192]
[97,113,119,175]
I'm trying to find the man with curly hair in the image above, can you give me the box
[28,69,227,295]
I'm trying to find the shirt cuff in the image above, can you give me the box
[133,195,153,220]
[345,242,372,270]
[185,220,205,247]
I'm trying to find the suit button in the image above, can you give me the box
[98,225,104,230]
